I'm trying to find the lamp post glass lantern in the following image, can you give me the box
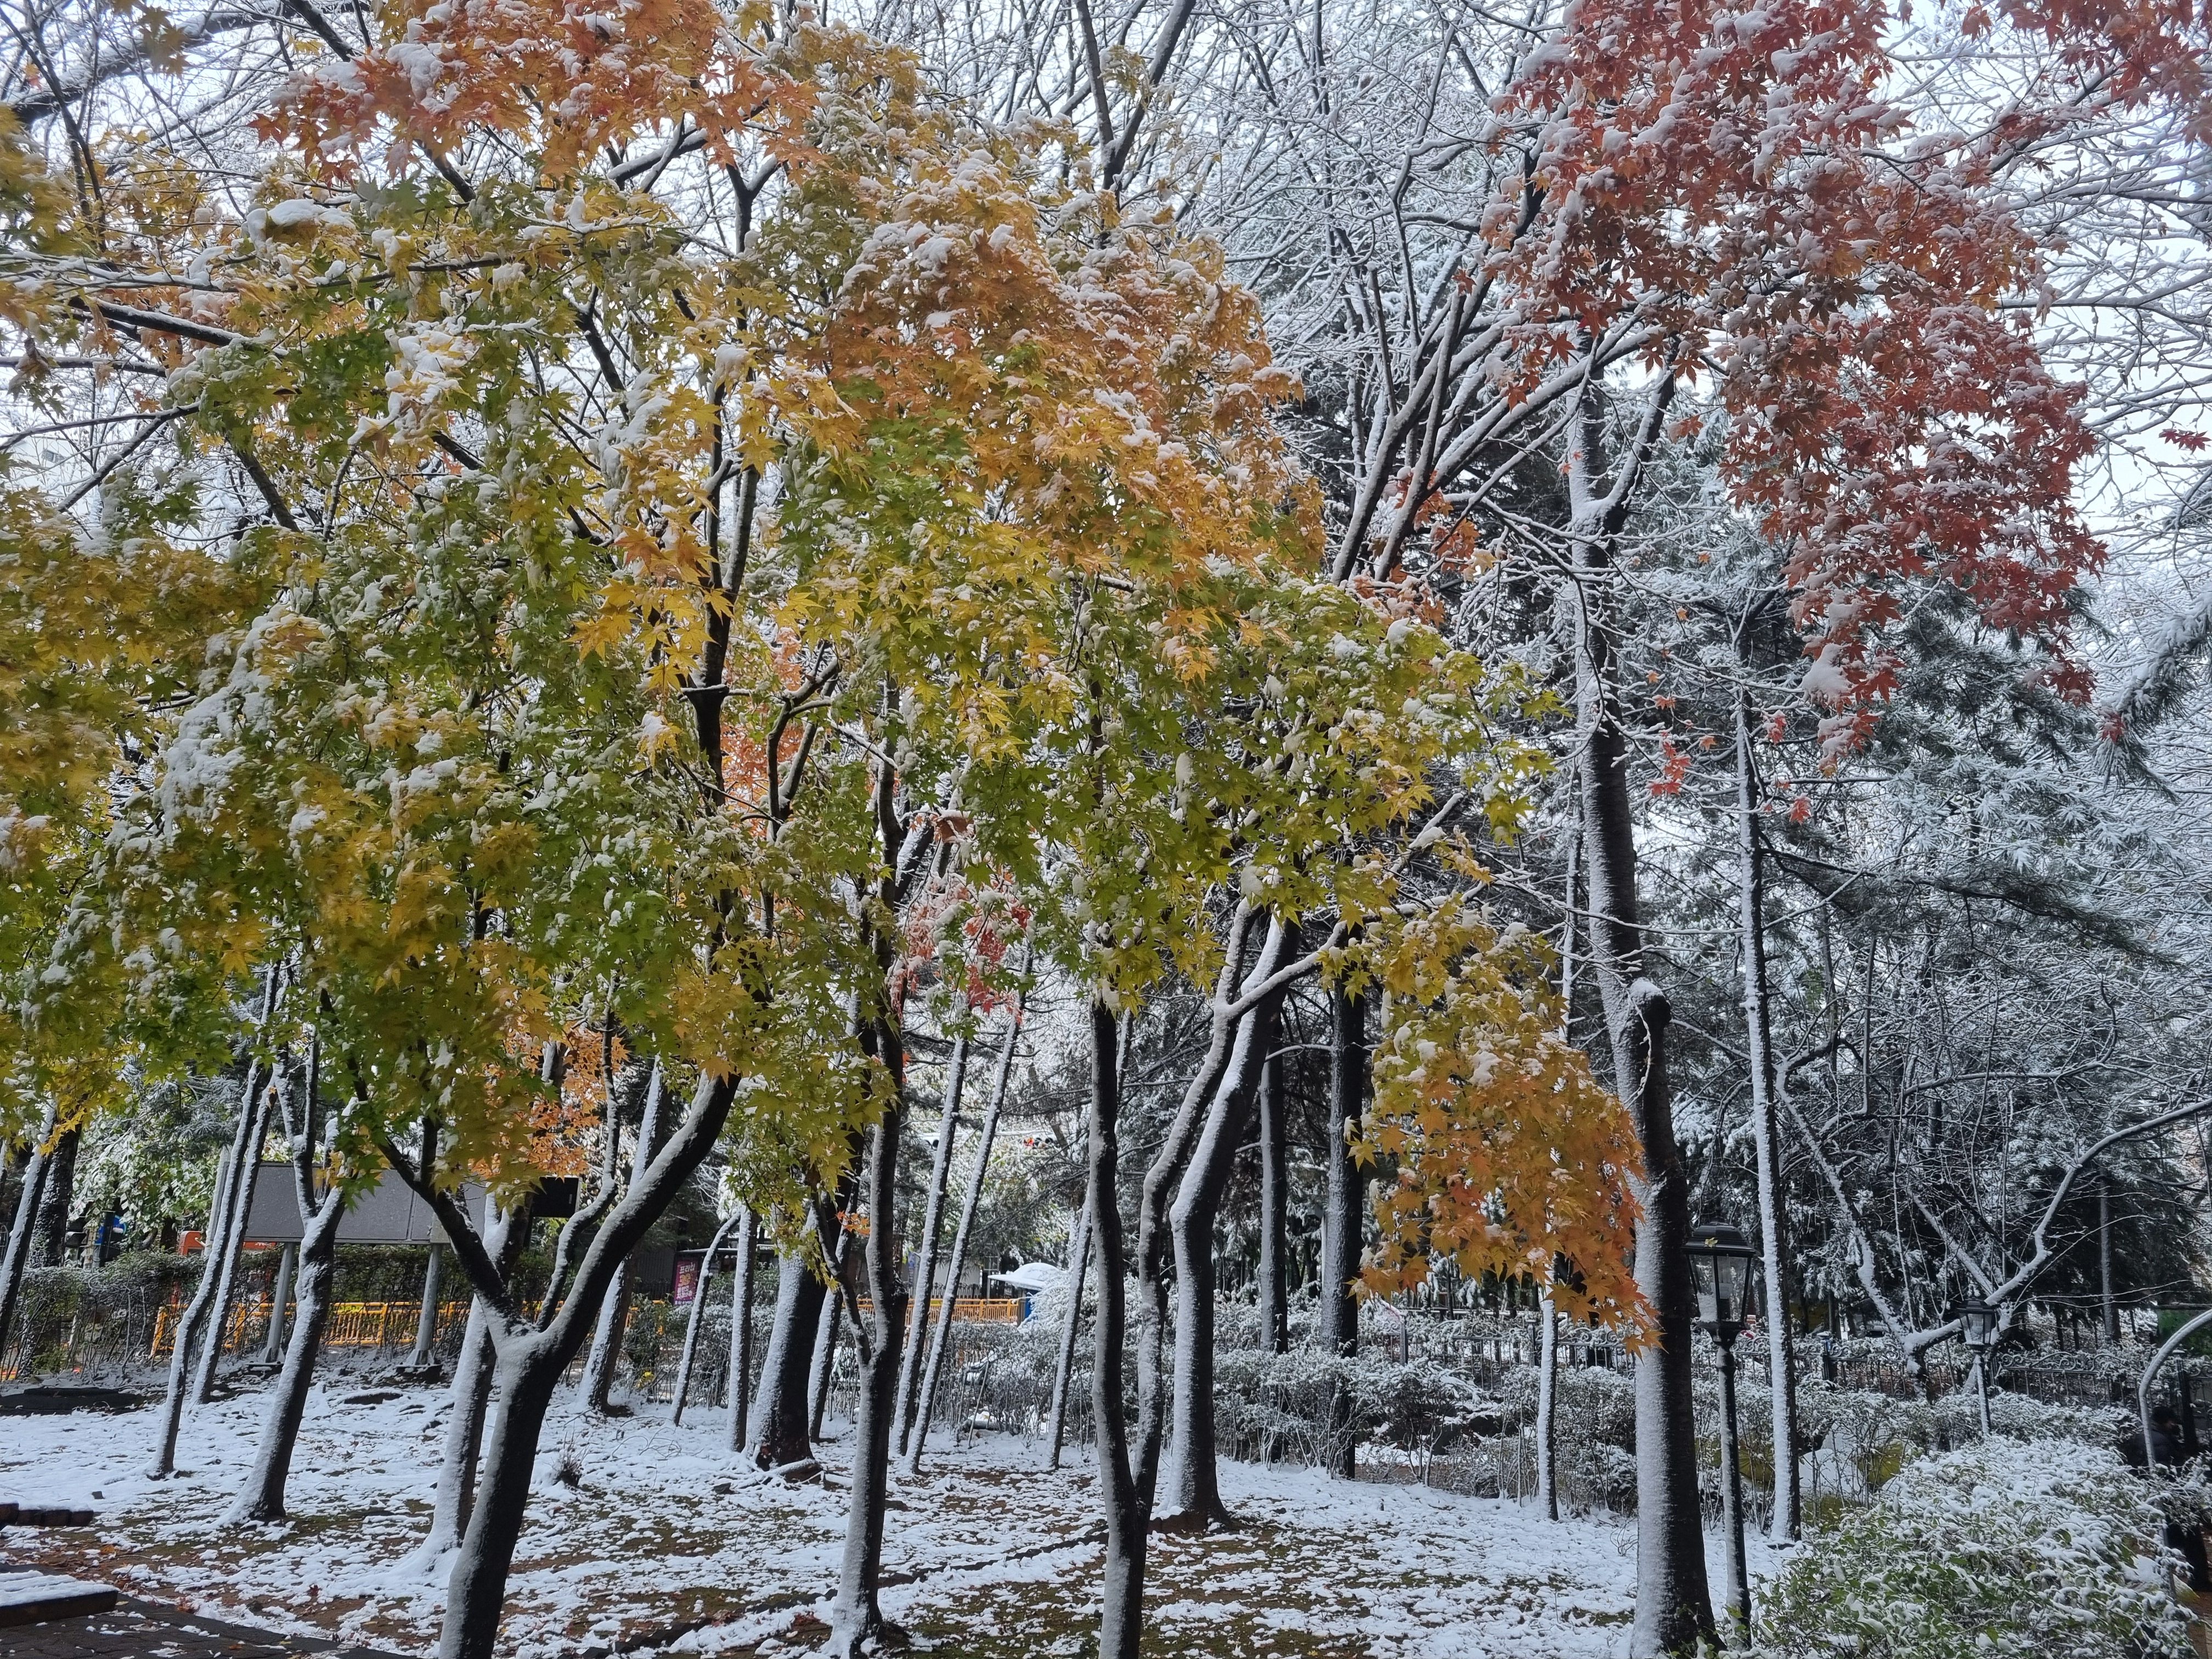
[1955,1299,1997,1437]
[1688,1222,1757,1647]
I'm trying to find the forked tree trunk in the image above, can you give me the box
[751,1251,828,1469]
[152,1048,271,1480]
[1046,1194,1093,1469]
[1568,382,1714,1659]
[193,1086,275,1404]
[904,1005,1020,1473]
[387,1068,741,1659]
[1135,918,1287,1508]
[1733,684,1800,1539]
[1256,1051,1289,1355]
[1318,985,1368,1479]
[1085,994,1146,1659]
[725,1209,758,1452]
[894,1035,968,1455]
[1161,973,1283,1524]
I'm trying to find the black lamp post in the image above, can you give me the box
[1689,1220,1757,1647]
[1955,1298,1998,1437]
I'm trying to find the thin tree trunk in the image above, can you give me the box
[580,1061,665,1413]
[809,1231,847,1439]
[1046,1192,1093,1470]
[1733,683,1801,1540]
[750,1250,827,1469]
[0,1105,57,1370]
[726,1209,758,1453]
[30,1126,78,1266]
[894,1035,968,1455]
[904,1004,1021,1473]
[1161,973,1283,1523]
[226,1187,343,1521]
[194,1085,275,1405]
[1256,1049,1289,1355]
[418,1199,524,1569]
[259,1243,295,1364]
[827,1044,906,1654]
[410,1245,445,1370]
[1318,984,1368,1479]
[1536,1289,1560,1520]
[2101,1182,2119,1343]
[1135,918,1288,1508]
[1568,379,1714,1657]
[672,1211,741,1426]
[152,1049,270,1479]
[1086,994,1146,1659]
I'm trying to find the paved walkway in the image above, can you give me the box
[0,1598,414,1658]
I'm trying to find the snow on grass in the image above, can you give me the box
[0,1381,1779,1656]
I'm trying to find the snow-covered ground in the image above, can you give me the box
[0,1384,1781,1656]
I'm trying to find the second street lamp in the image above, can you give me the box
[1688,1220,1757,1648]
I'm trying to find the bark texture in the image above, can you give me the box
[1161,970,1283,1524]
[1318,984,1368,1478]
[1733,684,1800,1539]
[904,1006,1020,1472]
[30,1125,77,1266]
[1570,387,1714,1653]
[226,1189,342,1521]
[750,1250,827,1469]
[893,1035,967,1455]
[1086,995,1146,1659]
[726,1209,758,1453]
[1256,1049,1289,1355]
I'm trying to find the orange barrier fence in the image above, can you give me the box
[855,1296,1025,1325]
[148,1297,473,1358]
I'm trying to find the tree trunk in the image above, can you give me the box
[260,1244,296,1364]
[904,1005,1020,1473]
[151,1056,268,1479]
[809,1234,845,1439]
[672,1212,741,1426]
[1733,684,1801,1539]
[439,1346,566,1659]
[0,1107,57,1369]
[31,1126,77,1267]
[1135,918,1288,1508]
[1571,439,1715,1654]
[226,1189,343,1522]
[1161,975,1282,1524]
[418,1201,527,1569]
[827,1060,906,1654]
[193,1077,277,1406]
[410,1245,445,1371]
[580,1062,665,1413]
[750,1250,827,1469]
[388,1068,740,1659]
[2100,1181,2119,1344]
[1256,1049,1289,1355]
[1046,1192,1093,1470]
[1086,994,1146,1659]
[1536,1289,1560,1520]
[894,1035,968,1455]
[1318,984,1368,1479]
[726,1209,758,1453]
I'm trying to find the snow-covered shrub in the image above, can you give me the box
[1795,1376,2131,1510]
[1758,1438,2190,1659]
